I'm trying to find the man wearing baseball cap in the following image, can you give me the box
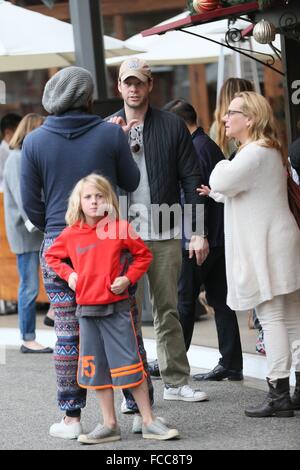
[109,58,209,407]
[119,58,152,83]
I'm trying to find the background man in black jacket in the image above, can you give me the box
[289,136,300,182]
[110,58,209,404]
[164,100,243,381]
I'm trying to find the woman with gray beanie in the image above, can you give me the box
[20,66,142,439]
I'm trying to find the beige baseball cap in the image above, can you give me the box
[119,58,152,83]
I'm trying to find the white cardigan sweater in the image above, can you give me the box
[209,142,300,310]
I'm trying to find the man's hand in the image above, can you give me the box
[68,272,78,291]
[189,235,209,266]
[110,276,130,295]
[108,116,138,134]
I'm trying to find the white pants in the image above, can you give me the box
[256,290,300,383]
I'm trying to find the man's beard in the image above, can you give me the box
[125,95,148,110]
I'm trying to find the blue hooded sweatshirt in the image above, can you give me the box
[21,112,140,233]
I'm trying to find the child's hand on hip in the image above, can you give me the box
[110,276,130,295]
[68,272,78,291]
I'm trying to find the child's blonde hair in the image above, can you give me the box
[65,173,120,226]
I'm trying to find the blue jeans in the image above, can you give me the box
[16,252,40,341]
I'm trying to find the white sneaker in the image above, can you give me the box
[49,418,83,439]
[163,384,208,402]
[120,397,136,414]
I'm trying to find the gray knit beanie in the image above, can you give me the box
[42,66,94,115]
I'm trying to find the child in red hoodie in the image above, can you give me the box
[45,173,179,444]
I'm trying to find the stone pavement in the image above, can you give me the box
[1,347,299,451]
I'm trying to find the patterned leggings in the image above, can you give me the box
[123,290,154,411]
[40,233,153,412]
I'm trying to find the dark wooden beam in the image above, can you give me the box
[188,65,210,133]
[101,0,186,16]
[26,0,186,19]
[27,3,70,20]
[113,15,126,40]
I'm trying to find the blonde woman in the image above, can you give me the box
[45,173,179,443]
[210,78,254,158]
[209,91,300,417]
[3,114,53,353]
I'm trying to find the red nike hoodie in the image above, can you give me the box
[45,219,153,305]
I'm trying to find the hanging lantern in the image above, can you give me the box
[253,19,276,44]
[193,0,219,13]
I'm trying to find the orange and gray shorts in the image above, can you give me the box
[77,311,146,390]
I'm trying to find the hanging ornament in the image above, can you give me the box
[253,19,276,44]
[187,0,197,14]
[193,0,219,13]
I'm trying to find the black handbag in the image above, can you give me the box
[287,172,300,230]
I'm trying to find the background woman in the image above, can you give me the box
[3,114,53,354]
[210,78,254,158]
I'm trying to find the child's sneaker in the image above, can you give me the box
[132,414,166,434]
[163,384,208,402]
[77,424,121,445]
[142,419,179,440]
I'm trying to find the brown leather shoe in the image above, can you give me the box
[148,359,161,379]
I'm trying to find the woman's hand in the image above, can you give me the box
[68,272,78,291]
[110,276,130,295]
[197,185,211,197]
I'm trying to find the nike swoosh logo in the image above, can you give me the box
[76,243,97,254]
